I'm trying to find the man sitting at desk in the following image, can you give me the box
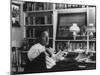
[25,29,65,73]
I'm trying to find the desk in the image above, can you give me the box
[46,51,96,72]
[46,58,96,72]
[16,51,96,73]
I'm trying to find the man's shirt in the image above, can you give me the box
[27,43,56,69]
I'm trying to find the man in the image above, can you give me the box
[25,29,62,73]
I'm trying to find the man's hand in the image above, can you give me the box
[45,48,55,57]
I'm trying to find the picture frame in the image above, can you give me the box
[12,3,20,27]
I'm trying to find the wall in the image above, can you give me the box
[11,1,24,47]
[87,7,96,26]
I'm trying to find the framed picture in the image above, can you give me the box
[12,3,20,27]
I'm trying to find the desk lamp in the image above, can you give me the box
[70,23,80,40]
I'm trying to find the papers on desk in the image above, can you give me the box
[75,52,87,61]
[74,48,85,53]
[75,52,96,63]
[85,58,96,63]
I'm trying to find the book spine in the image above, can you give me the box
[33,16,35,25]
[32,3,35,11]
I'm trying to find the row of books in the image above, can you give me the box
[26,28,35,38]
[25,15,52,25]
[55,3,87,9]
[26,28,53,38]
[23,2,88,11]
[23,2,53,11]
[56,42,96,52]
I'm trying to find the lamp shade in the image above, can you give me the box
[70,23,80,33]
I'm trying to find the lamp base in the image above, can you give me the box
[73,36,76,40]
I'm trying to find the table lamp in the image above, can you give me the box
[87,23,96,39]
[70,23,80,40]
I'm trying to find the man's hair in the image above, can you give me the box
[35,28,49,39]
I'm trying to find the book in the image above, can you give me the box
[26,29,30,38]
[32,2,35,11]
[30,16,33,25]
[35,2,44,10]
[47,3,53,10]
[30,29,33,38]
[25,17,28,25]
[67,4,71,8]
[47,15,52,24]
[44,3,47,10]
[26,2,32,11]
[25,16,31,25]
[35,16,45,24]
[56,3,65,9]
[23,2,27,11]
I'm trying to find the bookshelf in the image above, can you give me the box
[23,2,54,48]
[23,2,96,54]
[55,7,96,54]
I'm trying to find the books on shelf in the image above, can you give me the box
[26,27,53,39]
[25,16,34,25]
[35,2,44,10]
[25,14,52,25]
[26,29,30,38]
[55,3,87,9]
[56,41,96,53]
[46,15,52,24]
[27,2,32,11]
[23,2,53,12]
[49,27,53,37]
[23,2,34,11]
[44,3,53,10]
[26,28,35,38]
[56,41,88,52]
[23,2,87,12]
[35,16,45,24]
[56,3,65,9]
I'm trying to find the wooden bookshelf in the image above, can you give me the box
[23,2,96,53]
[23,2,54,48]
[55,6,96,53]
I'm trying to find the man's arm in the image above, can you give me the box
[28,46,42,61]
